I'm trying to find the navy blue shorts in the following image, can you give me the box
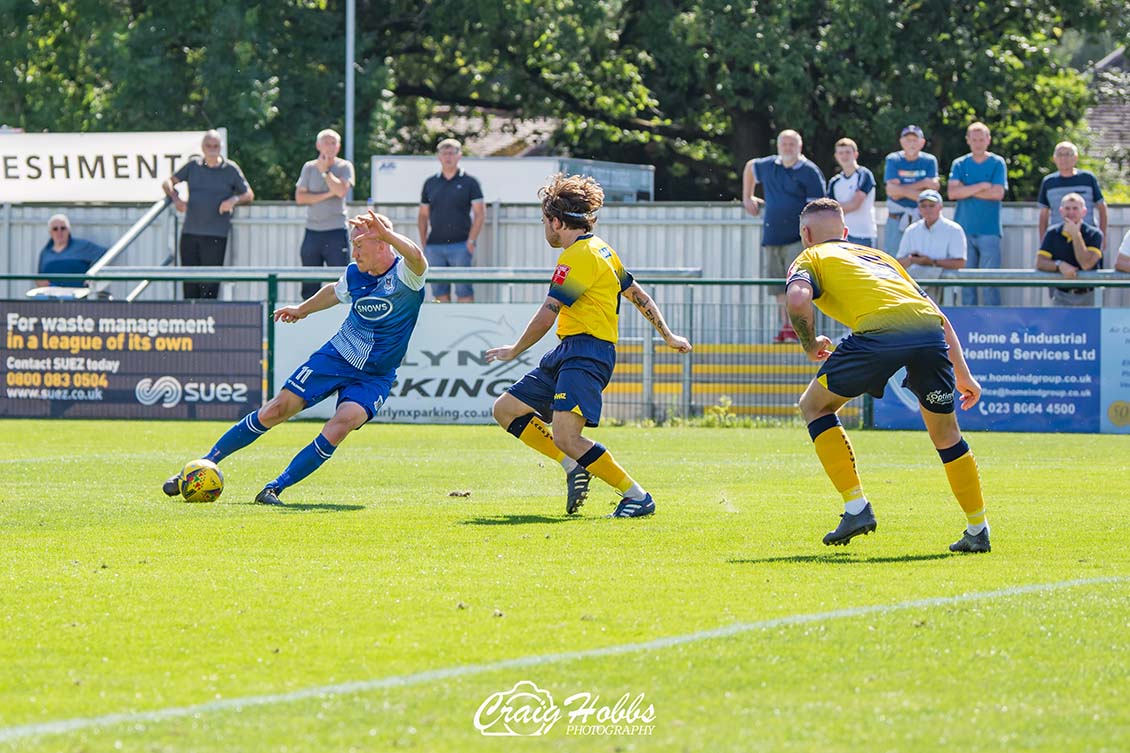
[817,330,957,414]
[506,334,616,427]
[283,345,394,422]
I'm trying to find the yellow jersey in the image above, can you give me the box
[786,241,943,333]
[547,234,634,343]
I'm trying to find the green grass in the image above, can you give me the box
[1,420,1128,752]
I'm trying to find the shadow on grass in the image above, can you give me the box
[273,503,366,513]
[460,514,579,526]
[729,552,953,565]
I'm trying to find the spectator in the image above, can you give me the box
[36,214,106,288]
[896,189,967,302]
[948,122,1008,306]
[742,129,827,342]
[1117,229,1130,273]
[417,138,484,302]
[295,128,355,299]
[883,125,940,256]
[827,138,877,246]
[1035,192,1103,307]
[162,129,254,300]
[1036,141,1108,249]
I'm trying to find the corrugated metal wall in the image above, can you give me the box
[5,201,1129,309]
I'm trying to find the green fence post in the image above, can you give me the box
[266,273,278,399]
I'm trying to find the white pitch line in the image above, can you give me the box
[1,576,1123,744]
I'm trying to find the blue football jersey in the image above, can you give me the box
[325,258,426,375]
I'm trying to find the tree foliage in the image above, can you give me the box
[1,0,1126,200]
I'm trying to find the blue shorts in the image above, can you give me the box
[283,345,394,422]
[506,334,616,427]
[817,330,957,414]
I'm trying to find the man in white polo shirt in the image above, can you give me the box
[896,189,966,301]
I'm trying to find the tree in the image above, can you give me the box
[1,0,1126,201]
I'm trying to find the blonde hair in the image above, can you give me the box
[835,138,858,151]
[967,121,991,136]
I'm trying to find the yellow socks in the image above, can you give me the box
[808,414,865,508]
[506,414,565,463]
[938,439,987,533]
[577,443,641,498]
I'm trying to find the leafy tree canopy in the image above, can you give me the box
[1,0,1125,200]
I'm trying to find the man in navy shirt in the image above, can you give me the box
[417,138,485,302]
[1035,192,1103,307]
[35,214,106,288]
[1036,141,1107,248]
[742,129,826,342]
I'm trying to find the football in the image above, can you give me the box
[180,459,224,503]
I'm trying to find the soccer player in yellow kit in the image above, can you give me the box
[785,198,990,552]
[486,174,692,517]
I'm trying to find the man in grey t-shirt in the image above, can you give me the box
[162,130,254,299]
[295,128,356,299]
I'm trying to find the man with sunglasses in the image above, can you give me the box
[35,214,106,288]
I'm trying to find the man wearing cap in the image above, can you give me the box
[896,189,967,302]
[883,125,940,257]
[948,122,1008,306]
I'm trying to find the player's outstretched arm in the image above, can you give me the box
[623,281,691,352]
[936,309,981,410]
[351,209,428,277]
[274,283,340,323]
[785,280,832,361]
[484,296,561,363]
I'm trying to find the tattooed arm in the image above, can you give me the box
[785,279,833,361]
[484,296,562,363]
[623,281,692,352]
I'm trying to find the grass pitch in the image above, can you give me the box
[1,420,1128,752]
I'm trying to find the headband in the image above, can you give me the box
[562,210,593,219]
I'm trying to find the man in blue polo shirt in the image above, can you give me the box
[948,122,1008,306]
[417,138,485,303]
[883,125,940,256]
[742,129,826,342]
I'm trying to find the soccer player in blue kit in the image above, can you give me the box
[162,210,427,505]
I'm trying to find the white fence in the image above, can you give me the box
[4,201,1129,307]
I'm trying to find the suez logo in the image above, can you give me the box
[474,681,655,737]
[134,376,249,408]
[354,296,394,321]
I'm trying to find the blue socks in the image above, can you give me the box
[269,434,337,493]
[206,411,269,463]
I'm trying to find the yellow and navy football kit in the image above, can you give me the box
[787,241,955,413]
[507,234,633,426]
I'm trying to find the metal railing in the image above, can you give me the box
[6,269,1130,425]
